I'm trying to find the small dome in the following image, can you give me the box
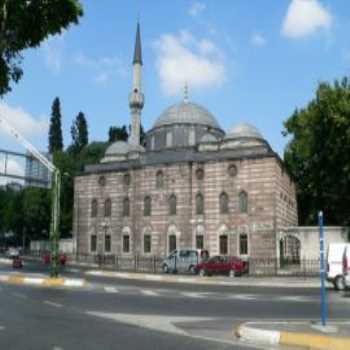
[153,101,221,130]
[225,122,264,140]
[104,141,145,156]
[200,133,218,143]
[105,141,130,155]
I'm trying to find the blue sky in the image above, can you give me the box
[1,0,350,178]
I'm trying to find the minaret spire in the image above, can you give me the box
[133,21,142,65]
[129,21,144,147]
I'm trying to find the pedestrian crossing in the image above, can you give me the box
[98,285,320,303]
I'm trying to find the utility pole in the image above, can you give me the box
[0,114,61,277]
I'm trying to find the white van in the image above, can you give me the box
[327,243,350,290]
[162,249,209,274]
[343,246,350,289]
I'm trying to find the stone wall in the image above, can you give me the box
[73,154,297,259]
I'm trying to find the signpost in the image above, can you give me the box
[318,211,327,327]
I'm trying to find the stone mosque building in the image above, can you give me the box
[73,23,300,261]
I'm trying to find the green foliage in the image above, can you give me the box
[48,97,64,153]
[0,0,83,95]
[108,125,128,143]
[71,111,88,153]
[283,77,350,225]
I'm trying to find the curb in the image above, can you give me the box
[85,270,320,288]
[0,274,86,288]
[236,323,350,350]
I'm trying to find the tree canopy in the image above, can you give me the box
[71,111,88,153]
[48,97,64,153]
[0,0,83,95]
[283,77,350,226]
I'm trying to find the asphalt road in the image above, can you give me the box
[1,261,349,350]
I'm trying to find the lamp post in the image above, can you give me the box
[319,211,327,327]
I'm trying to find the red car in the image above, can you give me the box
[43,252,67,266]
[12,257,23,269]
[195,255,248,277]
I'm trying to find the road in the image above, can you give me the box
[0,260,349,350]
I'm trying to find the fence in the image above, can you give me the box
[24,251,321,277]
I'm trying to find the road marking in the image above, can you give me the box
[86,312,213,336]
[66,268,80,273]
[13,292,27,299]
[141,290,159,297]
[280,296,310,302]
[53,347,64,350]
[44,301,63,308]
[104,286,119,293]
[230,294,257,301]
[0,326,5,331]
[181,292,206,298]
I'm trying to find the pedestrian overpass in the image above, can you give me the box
[0,148,50,187]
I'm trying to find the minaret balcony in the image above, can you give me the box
[129,90,145,109]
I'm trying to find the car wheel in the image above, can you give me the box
[199,269,206,277]
[189,265,196,274]
[335,276,345,291]
[229,269,236,278]
[163,264,169,274]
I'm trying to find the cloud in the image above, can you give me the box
[42,33,65,74]
[189,2,206,17]
[251,33,267,47]
[282,0,332,39]
[0,102,49,139]
[154,31,225,96]
[73,53,127,84]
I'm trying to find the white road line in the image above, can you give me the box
[181,292,206,298]
[0,326,5,331]
[230,294,257,301]
[44,301,63,308]
[104,286,119,293]
[13,292,27,299]
[66,268,80,273]
[141,290,159,297]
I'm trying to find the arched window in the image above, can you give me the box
[123,235,130,253]
[168,234,177,253]
[144,234,151,253]
[123,173,131,186]
[123,197,130,217]
[239,234,248,255]
[144,196,152,216]
[219,192,229,214]
[239,191,248,213]
[104,198,111,217]
[91,199,98,218]
[196,168,204,181]
[156,170,164,189]
[169,194,177,216]
[196,235,204,249]
[219,235,228,255]
[196,193,204,215]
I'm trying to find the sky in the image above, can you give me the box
[1,0,350,180]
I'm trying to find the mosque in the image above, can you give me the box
[73,23,298,261]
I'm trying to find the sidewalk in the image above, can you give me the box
[236,321,350,350]
[85,269,321,288]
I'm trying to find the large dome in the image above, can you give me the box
[153,101,221,130]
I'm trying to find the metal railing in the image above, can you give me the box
[24,251,321,277]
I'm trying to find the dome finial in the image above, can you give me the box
[183,82,189,103]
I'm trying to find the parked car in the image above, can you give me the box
[6,247,20,259]
[326,243,350,290]
[43,252,67,266]
[343,245,350,290]
[162,249,209,274]
[195,255,248,277]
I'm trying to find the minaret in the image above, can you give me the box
[129,22,144,146]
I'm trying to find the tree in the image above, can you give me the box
[108,125,128,143]
[283,77,350,226]
[0,0,83,96]
[71,111,88,153]
[48,97,64,153]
